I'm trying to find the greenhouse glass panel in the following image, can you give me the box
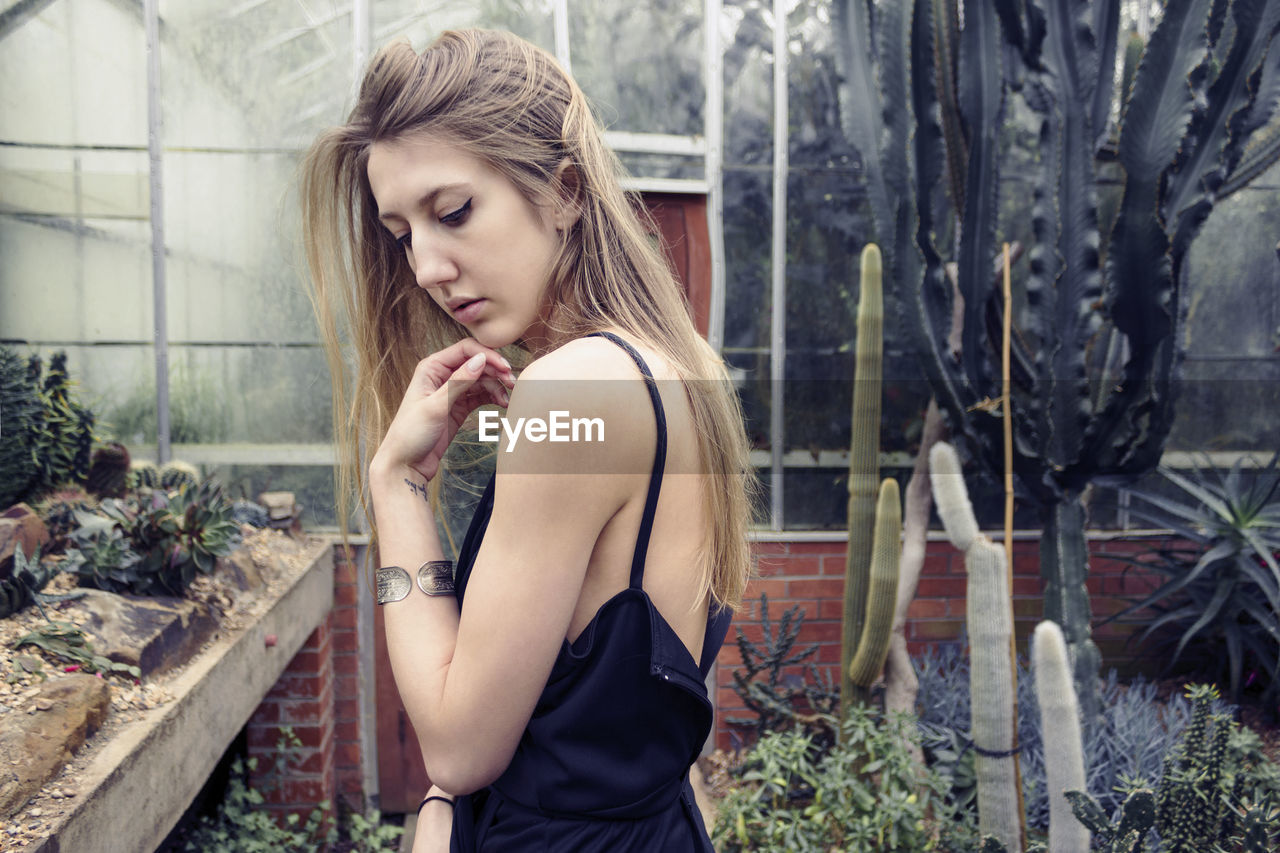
[371,0,555,53]
[162,151,314,344]
[0,0,148,148]
[159,0,355,150]
[568,0,704,137]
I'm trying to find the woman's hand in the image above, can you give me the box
[371,338,516,483]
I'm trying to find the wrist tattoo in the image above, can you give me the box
[404,478,430,504]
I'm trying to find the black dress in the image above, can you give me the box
[448,331,731,852]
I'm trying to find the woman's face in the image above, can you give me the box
[367,134,564,351]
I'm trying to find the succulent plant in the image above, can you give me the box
[0,544,57,619]
[71,479,237,596]
[0,347,42,508]
[128,460,160,491]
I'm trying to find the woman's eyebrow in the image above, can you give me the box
[377,183,469,221]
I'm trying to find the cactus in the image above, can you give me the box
[1064,788,1155,853]
[0,347,42,508]
[159,459,200,492]
[1032,621,1089,852]
[86,442,131,499]
[128,460,160,490]
[846,477,901,688]
[1156,684,1233,851]
[841,244,899,708]
[930,441,1021,851]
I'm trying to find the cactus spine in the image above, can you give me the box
[841,244,898,707]
[930,441,1021,851]
[1033,621,1089,852]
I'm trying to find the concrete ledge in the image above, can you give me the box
[24,538,334,853]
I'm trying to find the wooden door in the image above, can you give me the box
[374,190,712,811]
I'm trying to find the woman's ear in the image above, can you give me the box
[551,159,583,231]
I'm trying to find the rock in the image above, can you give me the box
[74,589,217,676]
[0,505,49,579]
[216,548,263,592]
[257,491,297,521]
[0,674,110,818]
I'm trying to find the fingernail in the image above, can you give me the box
[499,355,512,369]
[467,353,485,373]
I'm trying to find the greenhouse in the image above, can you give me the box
[2,0,1279,850]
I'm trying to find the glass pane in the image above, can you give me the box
[372,0,555,53]
[160,0,355,149]
[163,151,314,344]
[0,0,148,147]
[569,0,704,136]
[205,464,339,529]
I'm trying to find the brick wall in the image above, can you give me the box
[247,544,364,824]
[714,534,1168,751]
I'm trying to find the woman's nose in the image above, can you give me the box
[410,237,457,290]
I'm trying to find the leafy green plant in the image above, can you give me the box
[14,620,140,679]
[71,480,237,596]
[728,593,838,744]
[180,757,334,853]
[0,347,43,507]
[340,804,403,852]
[713,707,974,852]
[1107,453,1280,707]
[32,352,96,495]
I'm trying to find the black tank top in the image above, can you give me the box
[449,331,731,852]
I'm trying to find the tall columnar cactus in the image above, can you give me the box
[841,244,899,707]
[930,441,1021,852]
[835,0,1280,724]
[1032,621,1090,852]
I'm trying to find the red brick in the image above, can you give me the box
[916,577,966,598]
[333,607,358,630]
[333,652,358,675]
[332,625,358,650]
[788,578,844,599]
[777,555,822,577]
[797,621,841,643]
[247,724,276,750]
[817,643,842,663]
[907,599,948,619]
[251,701,280,725]
[742,578,788,603]
[286,650,324,673]
[818,599,844,620]
[336,742,361,768]
[908,619,965,641]
[278,700,322,725]
[279,778,332,805]
[335,559,358,585]
[334,698,360,724]
[751,542,790,557]
[789,541,841,555]
[1011,577,1040,596]
[335,584,358,607]
[335,720,360,743]
[920,551,954,575]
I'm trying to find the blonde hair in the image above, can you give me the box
[300,28,754,610]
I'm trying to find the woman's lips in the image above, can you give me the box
[452,298,486,323]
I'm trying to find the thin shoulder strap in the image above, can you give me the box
[585,331,667,589]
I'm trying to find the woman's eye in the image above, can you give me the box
[440,198,472,226]
[396,233,411,251]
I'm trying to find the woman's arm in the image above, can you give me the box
[371,337,652,793]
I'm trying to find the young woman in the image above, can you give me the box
[301,29,753,852]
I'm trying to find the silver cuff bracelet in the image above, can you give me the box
[375,566,412,604]
[417,560,456,596]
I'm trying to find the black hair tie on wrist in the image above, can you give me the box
[418,794,455,814]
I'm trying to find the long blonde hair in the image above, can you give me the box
[300,29,754,610]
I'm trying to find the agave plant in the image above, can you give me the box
[1108,453,1280,707]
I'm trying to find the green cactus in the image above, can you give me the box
[159,459,200,492]
[1032,621,1089,852]
[1065,788,1155,853]
[128,460,160,490]
[0,347,42,508]
[930,441,1021,851]
[840,244,900,708]
[86,442,131,499]
[846,477,901,689]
